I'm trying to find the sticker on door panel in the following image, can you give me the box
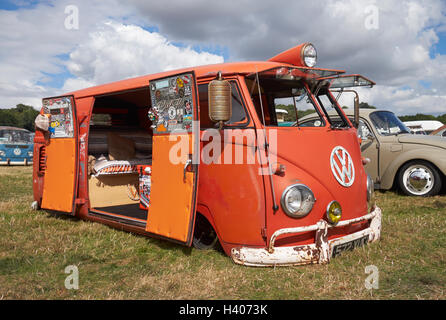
[149,74,195,134]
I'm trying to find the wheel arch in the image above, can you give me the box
[195,204,232,255]
[381,149,446,190]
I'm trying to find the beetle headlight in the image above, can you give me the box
[281,184,315,218]
[326,201,342,225]
[28,151,33,157]
[0,150,5,156]
[301,43,317,67]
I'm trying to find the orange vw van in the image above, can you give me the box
[32,43,381,266]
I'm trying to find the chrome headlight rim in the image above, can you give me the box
[300,42,317,68]
[280,183,315,218]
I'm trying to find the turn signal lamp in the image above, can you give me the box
[326,201,342,225]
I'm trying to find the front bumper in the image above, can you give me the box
[231,205,382,267]
[0,159,32,165]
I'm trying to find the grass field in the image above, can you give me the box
[0,166,445,300]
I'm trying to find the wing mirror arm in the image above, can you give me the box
[331,89,360,128]
[353,91,359,129]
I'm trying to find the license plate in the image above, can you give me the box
[331,235,369,257]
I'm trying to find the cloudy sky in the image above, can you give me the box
[0,0,445,115]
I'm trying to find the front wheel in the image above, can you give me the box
[398,161,442,196]
[192,214,218,250]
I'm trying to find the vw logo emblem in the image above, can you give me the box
[330,146,355,187]
[13,148,21,156]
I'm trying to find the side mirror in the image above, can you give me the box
[365,132,375,141]
[359,131,375,143]
[208,71,232,130]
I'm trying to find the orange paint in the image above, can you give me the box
[32,43,379,265]
[146,134,197,243]
[41,138,77,212]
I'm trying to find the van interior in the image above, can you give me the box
[86,80,246,225]
[87,88,153,223]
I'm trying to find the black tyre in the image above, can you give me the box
[398,160,442,196]
[192,214,218,250]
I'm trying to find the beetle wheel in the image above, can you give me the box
[193,214,218,250]
[398,161,442,197]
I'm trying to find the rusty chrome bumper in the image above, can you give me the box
[231,206,382,267]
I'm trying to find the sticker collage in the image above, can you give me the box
[148,74,194,134]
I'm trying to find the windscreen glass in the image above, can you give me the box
[246,67,347,128]
[0,129,33,144]
[369,111,411,135]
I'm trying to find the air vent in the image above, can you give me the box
[39,146,46,172]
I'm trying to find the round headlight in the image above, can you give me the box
[28,151,33,157]
[0,150,5,156]
[326,200,342,225]
[281,184,315,218]
[301,43,317,67]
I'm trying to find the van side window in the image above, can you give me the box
[246,78,325,127]
[199,81,248,129]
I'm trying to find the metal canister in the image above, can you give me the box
[208,72,232,127]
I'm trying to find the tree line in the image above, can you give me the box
[0,104,40,131]
[276,101,445,124]
[0,102,444,130]
[357,102,446,123]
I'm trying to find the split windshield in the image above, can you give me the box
[369,111,411,136]
[246,67,349,128]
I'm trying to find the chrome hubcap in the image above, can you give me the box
[403,165,434,195]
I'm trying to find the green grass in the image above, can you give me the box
[0,166,445,299]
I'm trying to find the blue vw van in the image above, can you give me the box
[0,126,34,165]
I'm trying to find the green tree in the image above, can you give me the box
[0,104,39,131]
[359,102,376,109]
[399,113,437,122]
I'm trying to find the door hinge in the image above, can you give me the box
[75,198,87,206]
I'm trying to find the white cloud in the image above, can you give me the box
[0,0,222,109]
[127,0,446,115]
[1,0,446,117]
[63,22,223,90]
